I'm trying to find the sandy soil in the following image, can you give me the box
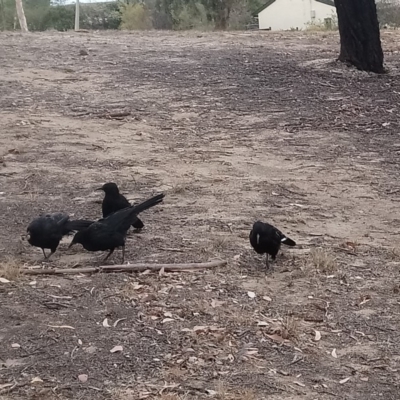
[0,29,400,399]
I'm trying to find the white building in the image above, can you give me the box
[257,0,336,31]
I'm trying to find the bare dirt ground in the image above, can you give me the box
[0,29,400,399]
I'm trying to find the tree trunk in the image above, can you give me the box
[0,0,6,30]
[15,0,28,32]
[334,0,384,73]
[214,0,230,30]
[75,0,80,31]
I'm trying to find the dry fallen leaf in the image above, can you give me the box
[85,346,97,354]
[31,377,43,384]
[102,318,111,328]
[193,326,208,333]
[331,348,338,358]
[339,377,351,384]
[162,318,174,324]
[113,318,126,327]
[110,345,123,353]
[293,381,305,387]
[257,321,269,327]
[247,291,256,299]
[11,343,21,348]
[211,299,225,308]
[314,330,321,341]
[159,267,165,276]
[0,383,13,390]
[164,312,173,318]
[48,325,75,330]
[266,334,285,343]
[0,277,10,283]
[263,296,272,302]
[78,374,88,383]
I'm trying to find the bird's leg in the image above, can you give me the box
[41,248,48,259]
[121,246,125,264]
[265,254,269,270]
[103,248,114,261]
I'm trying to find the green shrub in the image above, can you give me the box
[120,3,152,30]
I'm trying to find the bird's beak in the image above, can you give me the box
[256,234,260,245]
[95,187,103,191]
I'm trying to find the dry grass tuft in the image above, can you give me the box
[282,316,300,339]
[119,280,152,301]
[310,247,338,273]
[211,235,229,252]
[0,257,22,281]
[389,247,400,260]
[169,183,188,195]
[216,381,257,400]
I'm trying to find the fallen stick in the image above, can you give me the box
[22,260,227,276]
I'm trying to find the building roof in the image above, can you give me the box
[255,0,335,15]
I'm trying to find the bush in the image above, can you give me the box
[228,0,252,30]
[80,3,121,30]
[172,2,211,30]
[42,5,75,31]
[120,3,152,30]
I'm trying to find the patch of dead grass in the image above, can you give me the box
[216,381,257,400]
[169,183,188,195]
[0,257,22,281]
[309,247,338,273]
[211,235,229,252]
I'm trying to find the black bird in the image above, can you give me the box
[96,182,144,231]
[26,213,94,259]
[249,221,296,269]
[69,193,165,263]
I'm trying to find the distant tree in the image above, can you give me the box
[120,3,152,29]
[24,0,51,31]
[15,0,28,31]
[334,0,384,73]
[42,4,74,31]
[200,0,232,29]
[377,0,400,27]
[0,0,7,29]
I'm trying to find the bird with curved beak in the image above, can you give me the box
[96,182,144,231]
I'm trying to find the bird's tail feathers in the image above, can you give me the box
[281,236,296,246]
[130,193,165,215]
[105,193,164,232]
[65,219,94,232]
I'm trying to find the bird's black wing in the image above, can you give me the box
[270,224,296,247]
[80,223,126,252]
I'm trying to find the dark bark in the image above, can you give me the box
[334,0,384,73]
[213,0,231,30]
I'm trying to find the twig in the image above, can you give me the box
[0,381,29,395]
[159,248,185,252]
[21,260,227,276]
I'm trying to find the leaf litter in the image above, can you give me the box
[1,29,400,400]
